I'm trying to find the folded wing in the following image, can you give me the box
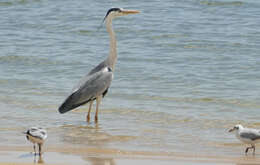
[28,127,47,140]
[58,67,113,114]
[240,129,260,141]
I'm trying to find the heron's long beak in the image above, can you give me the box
[121,9,140,15]
[228,128,235,132]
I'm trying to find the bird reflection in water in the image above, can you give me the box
[83,157,116,165]
[33,153,44,164]
[59,123,110,147]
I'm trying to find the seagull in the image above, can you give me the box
[229,124,260,154]
[24,127,47,155]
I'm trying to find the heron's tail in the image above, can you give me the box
[58,93,91,114]
[58,102,72,114]
[58,93,77,114]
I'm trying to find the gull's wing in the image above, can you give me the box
[240,129,260,141]
[58,67,113,114]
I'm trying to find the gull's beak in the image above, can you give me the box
[121,9,140,15]
[228,128,235,132]
[22,131,28,134]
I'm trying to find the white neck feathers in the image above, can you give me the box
[106,16,117,71]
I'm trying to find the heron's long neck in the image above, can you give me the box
[106,17,117,71]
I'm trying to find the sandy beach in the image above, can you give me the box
[1,145,260,165]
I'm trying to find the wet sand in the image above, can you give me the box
[1,146,260,165]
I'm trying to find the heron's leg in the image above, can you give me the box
[95,96,102,123]
[87,100,93,122]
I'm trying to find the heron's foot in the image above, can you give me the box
[86,115,90,123]
[95,116,98,123]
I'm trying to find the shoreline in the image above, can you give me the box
[1,146,260,165]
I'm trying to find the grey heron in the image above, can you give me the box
[58,8,139,122]
[24,127,47,155]
[229,124,260,154]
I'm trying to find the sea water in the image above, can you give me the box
[0,0,260,157]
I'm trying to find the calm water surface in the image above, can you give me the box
[0,0,260,158]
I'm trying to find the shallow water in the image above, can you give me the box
[0,150,237,165]
[0,0,260,158]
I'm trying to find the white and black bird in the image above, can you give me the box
[58,8,139,123]
[229,124,260,154]
[24,127,47,155]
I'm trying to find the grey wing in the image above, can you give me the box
[240,130,260,140]
[72,61,107,92]
[59,67,113,114]
[88,61,107,76]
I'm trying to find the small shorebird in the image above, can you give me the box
[229,124,260,154]
[24,127,47,155]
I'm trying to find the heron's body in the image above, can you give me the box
[25,127,47,155]
[58,8,139,122]
[229,124,260,154]
[59,66,113,112]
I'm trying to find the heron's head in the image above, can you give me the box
[228,124,243,132]
[103,8,140,21]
